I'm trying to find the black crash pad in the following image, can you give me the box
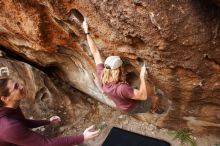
[102,127,170,146]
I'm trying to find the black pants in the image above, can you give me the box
[129,96,152,113]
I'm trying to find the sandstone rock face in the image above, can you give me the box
[0,0,220,135]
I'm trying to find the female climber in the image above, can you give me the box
[82,18,163,114]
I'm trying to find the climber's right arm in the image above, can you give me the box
[131,64,147,100]
[82,18,103,65]
[86,34,103,65]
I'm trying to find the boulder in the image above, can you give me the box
[0,0,219,135]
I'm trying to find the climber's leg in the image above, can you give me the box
[150,95,165,114]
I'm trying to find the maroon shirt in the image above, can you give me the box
[96,63,137,111]
[0,107,84,146]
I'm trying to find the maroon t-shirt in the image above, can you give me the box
[96,63,137,111]
[0,107,84,146]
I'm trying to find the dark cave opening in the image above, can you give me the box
[0,46,45,70]
[0,45,63,81]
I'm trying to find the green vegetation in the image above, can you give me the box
[168,129,197,146]
[215,143,220,146]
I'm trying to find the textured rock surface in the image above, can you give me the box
[0,0,220,136]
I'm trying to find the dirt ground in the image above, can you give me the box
[76,102,219,146]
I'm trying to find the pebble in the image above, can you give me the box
[118,115,126,119]
[123,120,129,125]
[59,127,65,133]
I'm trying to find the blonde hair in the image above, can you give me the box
[101,67,123,85]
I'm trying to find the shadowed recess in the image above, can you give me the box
[68,9,84,23]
